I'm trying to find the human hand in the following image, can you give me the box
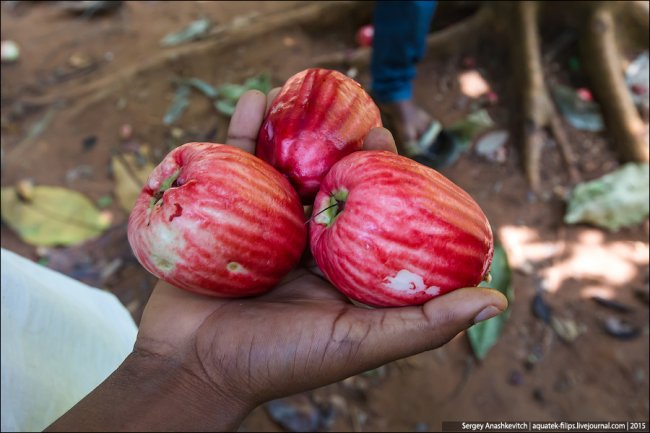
[134,90,508,426]
[46,89,507,433]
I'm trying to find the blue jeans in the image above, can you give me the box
[371,1,438,103]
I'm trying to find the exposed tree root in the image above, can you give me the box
[19,1,371,110]
[314,1,649,192]
[509,1,579,191]
[313,6,494,68]
[618,1,650,48]
[13,0,648,191]
[581,4,649,163]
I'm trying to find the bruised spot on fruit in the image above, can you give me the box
[227,261,247,274]
[149,168,182,211]
[313,189,349,227]
[169,203,183,222]
[153,255,174,272]
[383,269,440,296]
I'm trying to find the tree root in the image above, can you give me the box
[313,6,494,68]
[618,1,650,49]
[314,2,582,192]
[581,4,649,163]
[19,1,371,111]
[509,2,579,191]
[14,0,648,192]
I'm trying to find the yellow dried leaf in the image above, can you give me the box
[111,151,155,212]
[0,186,111,247]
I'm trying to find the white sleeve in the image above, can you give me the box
[1,248,138,432]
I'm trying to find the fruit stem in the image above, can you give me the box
[149,168,181,210]
[313,189,349,228]
[306,202,337,225]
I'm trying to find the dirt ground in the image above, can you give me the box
[1,1,648,431]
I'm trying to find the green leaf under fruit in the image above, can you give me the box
[467,244,513,360]
[0,186,111,247]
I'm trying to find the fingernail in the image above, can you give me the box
[474,305,502,324]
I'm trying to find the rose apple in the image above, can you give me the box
[256,68,382,203]
[128,142,306,297]
[310,151,493,307]
[355,24,374,48]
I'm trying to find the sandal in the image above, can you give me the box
[407,121,461,170]
[380,109,461,169]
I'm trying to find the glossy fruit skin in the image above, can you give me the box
[128,142,306,297]
[310,150,493,307]
[256,68,382,203]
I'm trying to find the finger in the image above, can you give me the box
[363,127,397,153]
[266,87,281,114]
[226,90,267,153]
[333,287,508,373]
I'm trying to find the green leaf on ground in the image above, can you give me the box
[214,74,271,117]
[447,109,495,151]
[160,18,211,47]
[163,84,191,125]
[243,73,271,94]
[564,163,650,231]
[467,244,513,360]
[0,186,111,246]
[217,84,247,102]
[215,99,237,117]
[550,84,604,132]
[184,78,219,99]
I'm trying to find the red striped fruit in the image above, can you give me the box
[256,68,382,203]
[310,151,493,307]
[128,142,306,297]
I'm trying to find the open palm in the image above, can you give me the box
[135,89,507,412]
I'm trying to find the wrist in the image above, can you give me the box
[47,350,252,432]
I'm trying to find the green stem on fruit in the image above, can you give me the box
[149,168,181,211]
[313,189,348,228]
[306,202,337,225]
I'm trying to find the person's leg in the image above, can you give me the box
[371,1,449,160]
[371,0,437,105]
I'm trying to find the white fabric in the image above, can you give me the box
[1,248,137,432]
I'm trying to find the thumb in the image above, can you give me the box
[363,127,398,153]
[347,287,508,371]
